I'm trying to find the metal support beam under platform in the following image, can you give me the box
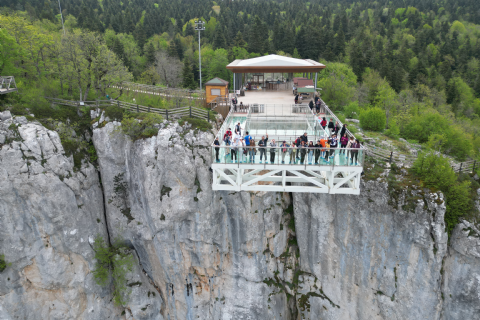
[212,164,362,194]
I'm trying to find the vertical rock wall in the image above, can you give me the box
[1,115,480,320]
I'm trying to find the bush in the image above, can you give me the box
[119,113,163,140]
[412,152,473,236]
[384,120,400,139]
[93,235,135,306]
[10,104,28,115]
[104,106,124,121]
[359,107,386,131]
[343,101,360,119]
[178,116,212,132]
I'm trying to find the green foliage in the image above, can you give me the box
[384,120,400,139]
[317,62,357,109]
[359,108,386,131]
[104,106,125,121]
[412,153,474,236]
[343,101,360,119]
[119,113,163,140]
[10,104,28,115]
[178,117,212,132]
[0,254,11,272]
[93,235,135,306]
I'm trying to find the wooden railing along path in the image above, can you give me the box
[45,97,213,122]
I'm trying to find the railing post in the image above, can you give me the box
[389,151,393,164]
[190,106,192,117]
[148,106,150,112]
[473,161,476,173]
[166,109,168,120]
[117,100,120,108]
[137,104,139,113]
[459,162,463,174]
[208,110,210,122]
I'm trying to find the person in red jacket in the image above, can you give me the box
[223,128,232,142]
[320,117,327,130]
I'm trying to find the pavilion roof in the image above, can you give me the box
[227,54,326,73]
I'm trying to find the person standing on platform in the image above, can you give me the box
[309,100,314,111]
[280,141,289,164]
[340,124,347,137]
[300,141,307,164]
[290,141,297,164]
[328,118,335,135]
[294,94,299,104]
[307,141,314,164]
[232,96,237,111]
[249,139,256,163]
[340,134,348,154]
[258,135,269,163]
[301,132,308,144]
[351,139,360,165]
[324,139,331,162]
[231,138,239,163]
[239,138,246,163]
[314,139,322,164]
[224,135,231,161]
[330,134,338,159]
[346,136,354,159]
[235,122,242,135]
[320,117,327,130]
[224,128,232,142]
[320,136,327,159]
[315,99,321,114]
[214,137,220,163]
[244,131,251,146]
[269,139,277,164]
[334,121,341,135]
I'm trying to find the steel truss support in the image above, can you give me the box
[211,165,362,194]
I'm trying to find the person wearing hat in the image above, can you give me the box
[214,137,220,162]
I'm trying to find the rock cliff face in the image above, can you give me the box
[1,115,479,319]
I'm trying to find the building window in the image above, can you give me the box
[210,88,221,96]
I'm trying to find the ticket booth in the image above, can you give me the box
[205,77,229,104]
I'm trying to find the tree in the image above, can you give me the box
[0,28,21,75]
[213,25,227,49]
[316,62,357,109]
[359,108,386,131]
[145,43,156,66]
[233,31,247,49]
[248,16,266,53]
[168,40,177,58]
[182,59,197,89]
[155,51,183,87]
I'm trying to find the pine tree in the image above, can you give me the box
[168,40,177,57]
[182,59,197,89]
[174,37,184,60]
[134,24,146,54]
[474,75,480,98]
[145,43,156,66]
[248,16,266,53]
[234,31,247,49]
[333,28,345,58]
[213,25,227,49]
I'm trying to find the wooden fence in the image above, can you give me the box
[45,97,213,122]
[365,146,477,174]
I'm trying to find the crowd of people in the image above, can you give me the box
[214,122,361,165]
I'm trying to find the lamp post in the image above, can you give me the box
[194,20,205,90]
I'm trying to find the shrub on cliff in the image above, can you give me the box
[93,236,135,306]
[119,113,163,140]
[104,105,125,121]
[178,116,212,132]
[359,107,386,131]
[412,152,474,236]
[0,254,11,272]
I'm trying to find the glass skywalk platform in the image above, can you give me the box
[211,102,364,194]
